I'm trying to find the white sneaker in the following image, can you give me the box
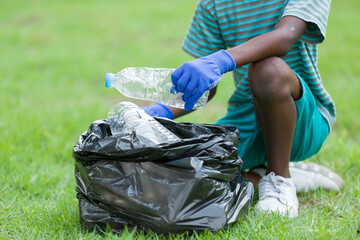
[255,172,299,218]
[250,162,344,192]
[289,162,344,192]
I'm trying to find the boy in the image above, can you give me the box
[143,0,343,217]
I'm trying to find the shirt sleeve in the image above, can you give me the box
[282,0,331,44]
[182,0,225,58]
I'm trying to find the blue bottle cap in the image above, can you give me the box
[105,73,115,88]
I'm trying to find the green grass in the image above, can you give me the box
[1,0,359,239]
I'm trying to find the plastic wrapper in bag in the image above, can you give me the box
[73,107,254,234]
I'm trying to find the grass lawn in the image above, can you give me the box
[1,0,359,239]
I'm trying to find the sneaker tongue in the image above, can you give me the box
[259,172,293,199]
[269,172,294,186]
[277,175,294,186]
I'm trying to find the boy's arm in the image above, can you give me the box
[145,16,309,118]
[227,16,308,66]
[171,16,308,112]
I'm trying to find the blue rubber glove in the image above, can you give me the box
[171,50,236,111]
[142,103,174,119]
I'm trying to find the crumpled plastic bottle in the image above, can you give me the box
[105,67,209,109]
[107,102,180,146]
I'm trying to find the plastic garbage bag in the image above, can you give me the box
[73,104,254,234]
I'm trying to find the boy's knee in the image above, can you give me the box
[248,57,295,101]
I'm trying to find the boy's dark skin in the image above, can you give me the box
[169,16,308,187]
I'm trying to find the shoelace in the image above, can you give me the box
[259,172,289,200]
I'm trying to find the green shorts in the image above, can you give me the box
[215,73,330,171]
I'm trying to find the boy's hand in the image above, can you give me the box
[171,50,235,111]
[142,103,174,119]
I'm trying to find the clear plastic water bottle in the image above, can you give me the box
[105,67,209,109]
[107,102,180,146]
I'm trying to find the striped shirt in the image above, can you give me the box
[182,0,335,128]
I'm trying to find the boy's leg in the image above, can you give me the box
[245,57,301,217]
[243,57,342,192]
[215,56,333,216]
[248,56,301,179]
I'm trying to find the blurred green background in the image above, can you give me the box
[1,0,359,239]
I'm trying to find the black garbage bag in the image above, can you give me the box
[73,116,254,234]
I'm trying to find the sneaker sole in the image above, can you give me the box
[249,162,344,192]
[289,162,344,191]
